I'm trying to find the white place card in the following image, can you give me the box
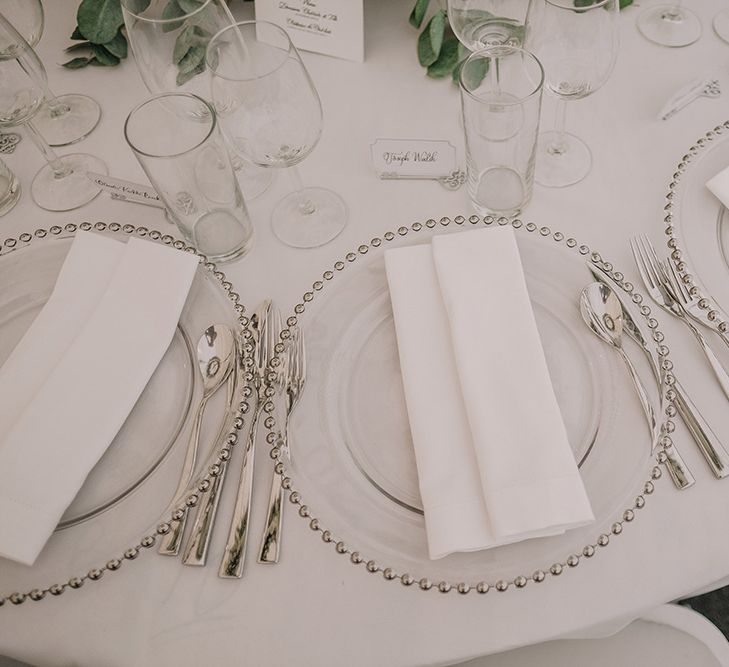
[87,172,164,209]
[371,139,458,180]
[255,0,364,63]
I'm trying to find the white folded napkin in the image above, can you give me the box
[385,227,594,560]
[706,166,729,208]
[0,232,199,566]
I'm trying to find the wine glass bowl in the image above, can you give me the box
[524,0,619,187]
[207,21,347,249]
[448,0,529,50]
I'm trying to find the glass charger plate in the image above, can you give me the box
[274,216,670,593]
[666,122,729,327]
[0,223,247,606]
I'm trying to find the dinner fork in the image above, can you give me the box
[219,301,281,578]
[630,235,729,402]
[258,326,306,564]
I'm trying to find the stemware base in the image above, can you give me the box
[271,186,347,249]
[31,153,107,212]
[714,10,729,44]
[0,169,20,217]
[33,94,102,147]
[535,131,592,188]
[637,5,702,48]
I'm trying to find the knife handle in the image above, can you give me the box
[674,379,729,479]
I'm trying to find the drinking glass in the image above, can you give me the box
[125,93,254,263]
[448,0,530,50]
[207,21,347,249]
[121,0,272,200]
[0,1,101,146]
[0,157,19,216]
[524,0,619,188]
[714,9,729,44]
[459,46,544,216]
[0,15,105,211]
[637,2,702,48]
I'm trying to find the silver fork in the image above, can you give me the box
[631,235,729,402]
[258,327,306,563]
[218,301,280,578]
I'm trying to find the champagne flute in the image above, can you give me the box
[207,21,347,248]
[0,0,102,146]
[524,0,619,188]
[120,0,272,200]
[637,1,702,48]
[0,14,106,211]
[448,0,530,50]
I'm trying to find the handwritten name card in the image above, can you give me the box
[255,0,364,62]
[371,139,458,179]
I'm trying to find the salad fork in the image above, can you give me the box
[630,235,729,402]
[258,327,306,563]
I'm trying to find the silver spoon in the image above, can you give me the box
[158,323,236,556]
[579,283,657,444]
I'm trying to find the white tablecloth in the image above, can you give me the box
[3,1,729,665]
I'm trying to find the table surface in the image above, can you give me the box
[4,1,729,665]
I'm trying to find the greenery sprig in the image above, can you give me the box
[410,0,634,83]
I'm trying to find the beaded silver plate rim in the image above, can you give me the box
[263,214,679,596]
[0,222,254,608]
[662,121,729,336]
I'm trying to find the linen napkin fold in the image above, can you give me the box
[385,227,594,560]
[707,166,729,208]
[0,233,199,566]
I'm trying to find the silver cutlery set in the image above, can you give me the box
[159,301,305,578]
[584,234,729,490]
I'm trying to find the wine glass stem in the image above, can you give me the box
[664,0,683,21]
[549,98,569,155]
[15,58,70,117]
[288,165,316,215]
[24,120,71,178]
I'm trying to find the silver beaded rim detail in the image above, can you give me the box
[0,223,252,607]
[663,122,729,334]
[263,214,673,595]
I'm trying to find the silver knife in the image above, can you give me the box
[590,262,729,482]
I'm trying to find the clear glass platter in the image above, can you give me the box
[284,218,659,587]
[0,224,244,602]
[669,126,729,321]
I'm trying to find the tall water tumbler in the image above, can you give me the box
[459,46,544,217]
[124,93,253,263]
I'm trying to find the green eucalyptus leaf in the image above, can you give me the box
[176,58,205,86]
[460,56,490,89]
[173,24,208,63]
[409,0,431,29]
[417,9,446,68]
[619,0,633,8]
[65,41,92,53]
[103,29,128,59]
[177,45,206,74]
[77,0,124,44]
[62,55,93,69]
[90,43,121,66]
[162,1,186,32]
[427,33,461,79]
[70,25,85,40]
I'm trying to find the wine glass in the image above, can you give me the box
[714,9,729,43]
[0,0,102,146]
[637,2,702,48]
[120,0,272,200]
[0,14,106,211]
[524,0,619,188]
[448,0,530,50]
[207,21,347,248]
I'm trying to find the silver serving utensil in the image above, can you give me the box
[589,264,702,487]
[182,333,241,566]
[580,283,658,442]
[258,326,306,564]
[219,301,280,578]
[631,234,729,402]
[159,324,236,556]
